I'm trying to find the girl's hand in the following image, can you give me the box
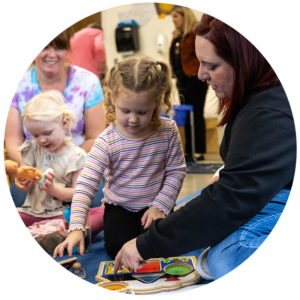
[42,171,56,195]
[53,230,85,259]
[114,238,146,272]
[15,177,36,191]
[141,206,166,230]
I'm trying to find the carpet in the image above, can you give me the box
[186,161,223,174]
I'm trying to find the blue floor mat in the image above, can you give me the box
[54,231,210,285]
[54,189,212,286]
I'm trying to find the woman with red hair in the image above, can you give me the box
[113,14,296,281]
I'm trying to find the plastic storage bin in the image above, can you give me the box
[161,104,194,126]
[162,104,195,161]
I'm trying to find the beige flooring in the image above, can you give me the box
[175,153,222,210]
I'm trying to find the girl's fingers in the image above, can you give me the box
[67,241,76,257]
[114,251,122,272]
[20,179,30,185]
[141,213,147,226]
[44,174,53,181]
[20,179,36,187]
[79,238,85,257]
[143,217,153,230]
[53,242,67,259]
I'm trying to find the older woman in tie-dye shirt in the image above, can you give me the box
[5,28,106,208]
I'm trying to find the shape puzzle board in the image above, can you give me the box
[95,256,201,295]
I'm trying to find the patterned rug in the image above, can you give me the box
[186,160,223,174]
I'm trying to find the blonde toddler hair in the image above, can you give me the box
[103,56,173,128]
[22,90,77,142]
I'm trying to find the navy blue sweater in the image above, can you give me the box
[137,85,296,259]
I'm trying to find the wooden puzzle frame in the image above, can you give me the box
[95,256,201,295]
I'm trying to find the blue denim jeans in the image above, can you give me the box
[10,177,106,208]
[206,189,290,280]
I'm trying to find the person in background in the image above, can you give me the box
[170,5,208,161]
[68,23,108,81]
[5,28,106,208]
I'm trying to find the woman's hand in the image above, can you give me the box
[53,230,85,258]
[207,175,219,186]
[141,206,166,230]
[114,238,146,272]
[15,177,36,191]
[42,171,56,195]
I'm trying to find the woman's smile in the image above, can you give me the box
[35,45,68,76]
[44,60,58,65]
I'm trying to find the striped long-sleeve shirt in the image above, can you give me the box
[69,117,186,232]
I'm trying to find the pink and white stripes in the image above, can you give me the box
[69,118,186,231]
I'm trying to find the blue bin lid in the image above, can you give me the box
[117,20,138,27]
[173,104,193,111]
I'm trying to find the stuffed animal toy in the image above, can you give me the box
[5,160,42,189]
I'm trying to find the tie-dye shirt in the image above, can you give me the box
[10,64,104,146]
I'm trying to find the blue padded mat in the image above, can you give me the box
[54,188,211,286]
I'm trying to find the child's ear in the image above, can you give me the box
[111,96,115,106]
[62,117,69,129]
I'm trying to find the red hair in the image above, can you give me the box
[193,14,280,126]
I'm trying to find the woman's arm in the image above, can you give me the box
[80,103,105,153]
[5,108,25,165]
[42,169,82,201]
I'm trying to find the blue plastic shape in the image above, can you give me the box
[38,168,54,185]
[64,207,71,224]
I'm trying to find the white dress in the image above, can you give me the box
[17,140,87,218]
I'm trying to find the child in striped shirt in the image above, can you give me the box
[54,57,186,259]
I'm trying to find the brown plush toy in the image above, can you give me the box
[5,160,42,189]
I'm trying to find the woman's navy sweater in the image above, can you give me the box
[137,86,296,259]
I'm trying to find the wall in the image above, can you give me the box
[102,3,223,143]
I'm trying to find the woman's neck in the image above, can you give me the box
[36,64,69,93]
